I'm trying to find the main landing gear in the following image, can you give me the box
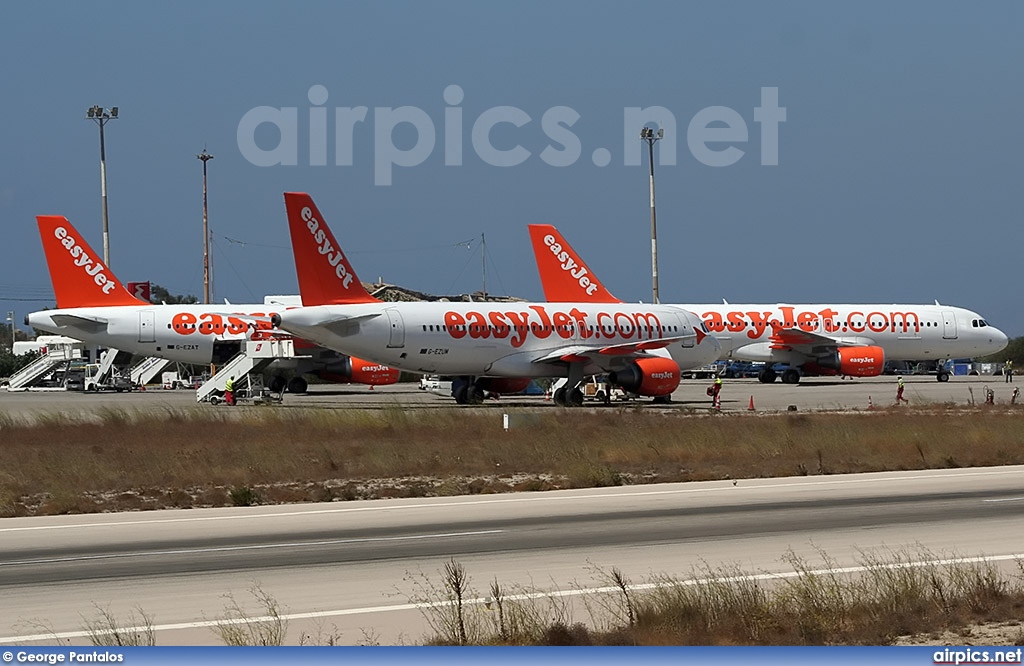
[452,377,487,405]
[757,366,801,384]
[552,384,584,407]
[553,361,586,408]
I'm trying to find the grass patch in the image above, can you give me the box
[2,409,1024,516]
[408,549,1024,645]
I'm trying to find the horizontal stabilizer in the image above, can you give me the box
[49,313,109,334]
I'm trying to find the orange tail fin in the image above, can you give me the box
[36,215,148,308]
[527,224,621,303]
[283,192,380,306]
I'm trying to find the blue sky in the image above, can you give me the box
[2,1,1022,335]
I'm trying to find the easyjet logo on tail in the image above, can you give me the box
[543,234,598,295]
[54,226,118,294]
[36,215,145,309]
[301,206,354,289]
[527,224,620,303]
[283,192,378,306]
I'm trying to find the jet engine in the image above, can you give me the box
[819,346,885,377]
[317,356,400,385]
[608,357,681,397]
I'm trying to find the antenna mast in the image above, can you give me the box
[481,233,487,298]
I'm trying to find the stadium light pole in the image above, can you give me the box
[641,126,664,304]
[85,105,118,268]
[197,148,214,304]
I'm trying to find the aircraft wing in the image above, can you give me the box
[768,327,871,351]
[48,313,108,334]
[530,336,687,365]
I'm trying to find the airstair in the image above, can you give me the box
[196,339,296,403]
[93,348,121,384]
[131,356,173,387]
[5,346,83,391]
[84,348,139,392]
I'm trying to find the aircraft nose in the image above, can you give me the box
[991,326,1010,353]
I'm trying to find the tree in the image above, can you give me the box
[149,284,198,305]
[0,346,39,378]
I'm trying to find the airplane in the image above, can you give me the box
[527,223,1009,384]
[26,215,400,392]
[271,192,721,406]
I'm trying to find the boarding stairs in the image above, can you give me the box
[196,339,296,403]
[131,356,174,387]
[93,348,121,385]
[5,346,83,391]
[92,348,134,382]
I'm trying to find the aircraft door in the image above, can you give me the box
[139,310,155,343]
[941,310,957,340]
[676,312,695,347]
[386,309,405,348]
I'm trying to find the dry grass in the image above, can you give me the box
[2,407,1024,516]
[410,550,1024,645]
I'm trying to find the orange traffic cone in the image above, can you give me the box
[140,383,145,392]
[867,395,873,410]
[748,395,755,411]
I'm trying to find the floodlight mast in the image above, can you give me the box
[6,310,13,354]
[197,148,214,304]
[85,106,118,267]
[640,126,664,304]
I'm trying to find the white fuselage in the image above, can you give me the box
[28,304,281,365]
[685,303,1007,362]
[275,301,720,378]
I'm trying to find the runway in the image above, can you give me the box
[0,373,1017,420]
[2,466,1023,645]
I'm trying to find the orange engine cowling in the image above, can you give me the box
[318,356,400,385]
[476,377,532,395]
[831,346,885,377]
[607,357,681,397]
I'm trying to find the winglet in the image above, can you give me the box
[527,224,621,303]
[36,215,147,308]
[283,192,380,306]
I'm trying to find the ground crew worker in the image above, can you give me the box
[1005,359,1013,383]
[224,376,235,406]
[711,374,723,410]
[896,376,909,405]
